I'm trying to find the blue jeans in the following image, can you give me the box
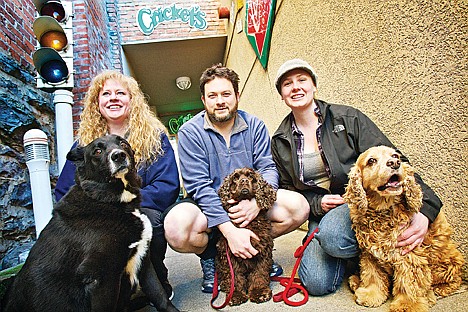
[298,204,359,296]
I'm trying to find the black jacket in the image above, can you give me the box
[271,99,442,222]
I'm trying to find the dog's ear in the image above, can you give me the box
[218,175,232,209]
[401,162,423,213]
[344,165,368,217]
[66,146,84,163]
[254,173,277,211]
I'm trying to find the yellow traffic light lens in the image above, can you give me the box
[41,2,66,22]
[40,31,68,51]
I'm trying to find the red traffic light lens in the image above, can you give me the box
[39,30,68,51]
[41,1,66,22]
[40,59,69,83]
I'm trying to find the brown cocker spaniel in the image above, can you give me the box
[344,146,464,312]
[216,167,277,306]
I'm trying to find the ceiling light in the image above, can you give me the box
[176,76,191,90]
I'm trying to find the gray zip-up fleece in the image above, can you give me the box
[178,110,278,228]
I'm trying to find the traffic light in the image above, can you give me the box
[32,0,73,91]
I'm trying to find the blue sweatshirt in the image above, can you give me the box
[178,110,278,228]
[55,133,180,213]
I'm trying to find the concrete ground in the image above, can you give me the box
[142,229,468,312]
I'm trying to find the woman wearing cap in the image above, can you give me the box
[271,59,442,296]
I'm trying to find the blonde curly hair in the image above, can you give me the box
[78,70,168,168]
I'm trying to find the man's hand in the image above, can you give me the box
[397,212,429,255]
[218,222,259,259]
[321,194,345,213]
[227,198,260,228]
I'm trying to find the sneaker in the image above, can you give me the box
[270,261,283,277]
[200,258,216,293]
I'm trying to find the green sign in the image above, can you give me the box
[168,113,193,134]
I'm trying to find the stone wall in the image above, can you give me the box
[0,0,55,267]
[0,0,119,269]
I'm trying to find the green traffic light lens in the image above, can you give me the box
[40,59,69,84]
[40,31,68,51]
[41,2,66,22]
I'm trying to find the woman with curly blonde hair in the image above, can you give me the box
[55,70,180,301]
[78,70,166,167]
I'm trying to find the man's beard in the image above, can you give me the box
[207,106,237,123]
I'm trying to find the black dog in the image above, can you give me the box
[3,134,178,312]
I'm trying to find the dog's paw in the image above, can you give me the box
[354,285,388,307]
[249,288,272,303]
[348,274,360,292]
[390,298,430,312]
[230,291,249,306]
[433,279,463,298]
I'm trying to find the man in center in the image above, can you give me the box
[164,64,309,293]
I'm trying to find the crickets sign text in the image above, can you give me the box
[137,4,207,35]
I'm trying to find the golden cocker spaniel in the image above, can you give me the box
[344,146,464,312]
[216,167,276,305]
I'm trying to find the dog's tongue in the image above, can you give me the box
[386,181,400,188]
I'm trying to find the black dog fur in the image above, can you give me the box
[2,134,178,312]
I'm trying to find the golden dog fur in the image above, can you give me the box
[344,146,464,312]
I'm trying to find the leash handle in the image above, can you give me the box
[272,227,319,307]
[211,244,235,309]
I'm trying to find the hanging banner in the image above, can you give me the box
[244,0,277,69]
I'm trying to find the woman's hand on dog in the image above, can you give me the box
[227,198,260,228]
[321,194,345,213]
[219,221,260,259]
[397,212,429,255]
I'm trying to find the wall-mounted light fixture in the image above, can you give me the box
[176,76,191,90]
[218,6,230,19]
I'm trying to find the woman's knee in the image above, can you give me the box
[316,205,358,258]
[298,240,345,296]
[300,269,344,296]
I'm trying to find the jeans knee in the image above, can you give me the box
[298,240,346,296]
[315,206,358,259]
[300,269,342,296]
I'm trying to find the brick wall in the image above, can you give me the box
[72,0,122,132]
[118,0,225,43]
[0,0,36,70]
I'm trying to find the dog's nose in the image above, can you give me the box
[111,150,127,163]
[386,158,401,169]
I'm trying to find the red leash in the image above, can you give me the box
[211,227,319,308]
[211,244,234,309]
[271,227,319,306]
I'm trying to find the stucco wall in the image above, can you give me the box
[223,0,467,276]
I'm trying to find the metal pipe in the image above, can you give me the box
[54,89,74,173]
